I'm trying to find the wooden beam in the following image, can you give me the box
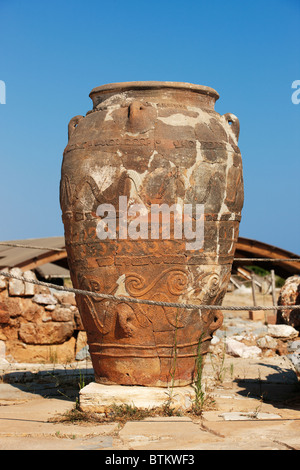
[16,250,68,271]
[235,239,300,274]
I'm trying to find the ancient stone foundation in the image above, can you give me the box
[0,267,87,363]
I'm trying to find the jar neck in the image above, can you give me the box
[89,82,219,110]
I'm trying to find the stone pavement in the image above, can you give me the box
[0,351,299,451]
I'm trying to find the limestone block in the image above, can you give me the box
[287,353,300,376]
[288,340,300,352]
[220,411,281,421]
[23,271,37,296]
[0,302,10,324]
[32,293,58,305]
[79,382,194,413]
[76,345,90,361]
[2,297,23,319]
[8,268,24,296]
[54,291,77,306]
[0,268,8,291]
[50,306,73,322]
[226,338,262,358]
[267,324,298,340]
[19,321,74,345]
[256,335,278,350]
[75,331,88,359]
[277,275,300,331]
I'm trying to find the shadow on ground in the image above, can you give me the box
[1,366,95,400]
[235,362,300,410]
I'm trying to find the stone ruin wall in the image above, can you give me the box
[0,267,88,364]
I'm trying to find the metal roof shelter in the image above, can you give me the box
[0,237,68,279]
[234,237,300,279]
[0,236,299,280]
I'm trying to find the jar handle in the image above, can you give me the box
[223,113,240,141]
[208,310,224,335]
[68,115,83,140]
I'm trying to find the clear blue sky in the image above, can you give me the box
[0,0,299,254]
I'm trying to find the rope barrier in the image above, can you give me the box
[0,242,299,262]
[0,242,65,252]
[0,270,299,312]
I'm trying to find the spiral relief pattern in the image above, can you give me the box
[207,273,220,297]
[125,268,189,298]
[166,270,189,296]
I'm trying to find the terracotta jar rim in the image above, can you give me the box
[89,81,219,101]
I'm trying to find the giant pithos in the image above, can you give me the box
[60,81,244,386]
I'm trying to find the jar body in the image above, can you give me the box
[60,82,244,386]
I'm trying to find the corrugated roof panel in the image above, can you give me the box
[0,237,65,268]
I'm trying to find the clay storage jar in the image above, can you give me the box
[60,81,244,387]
